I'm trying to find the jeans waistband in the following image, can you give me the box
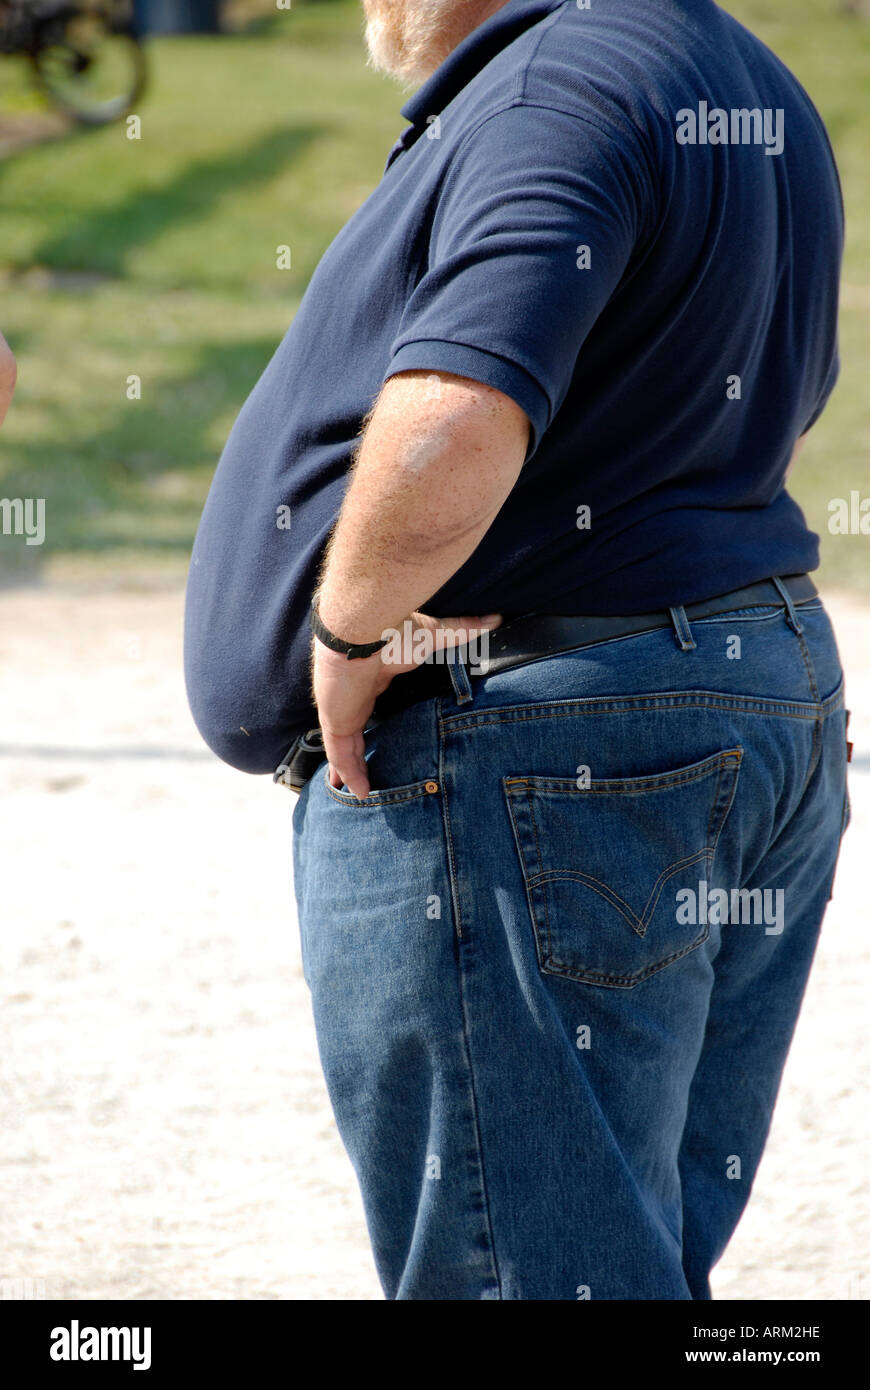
[275,573,819,791]
[370,573,819,722]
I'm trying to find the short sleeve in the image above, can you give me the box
[383,102,646,458]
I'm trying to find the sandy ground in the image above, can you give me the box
[0,583,867,1302]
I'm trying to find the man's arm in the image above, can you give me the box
[313,368,530,797]
[0,331,16,428]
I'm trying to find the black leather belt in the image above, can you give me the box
[274,573,818,792]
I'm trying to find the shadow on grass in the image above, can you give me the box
[17,122,326,275]
[0,334,281,579]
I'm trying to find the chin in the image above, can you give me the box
[363,1,456,90]
[364,22,425,87]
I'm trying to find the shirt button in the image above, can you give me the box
[424,780,439,794]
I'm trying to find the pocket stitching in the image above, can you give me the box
[706,751,743,846]
[504,749,742,988]
[531,846,714,938]
[504,747,743,798]
[524,792,553,962]
[545,925,711,988]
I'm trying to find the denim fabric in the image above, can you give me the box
[292,594,849,1300]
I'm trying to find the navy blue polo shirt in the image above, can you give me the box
[184,0,843,774]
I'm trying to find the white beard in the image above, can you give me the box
[363,0,469,88]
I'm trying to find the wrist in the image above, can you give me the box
[313,636,383,669]
[310,596,391,660]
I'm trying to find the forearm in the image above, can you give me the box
[315,371,529,642]
[315,462,503,644]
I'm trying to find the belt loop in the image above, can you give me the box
[771,575,804,636]
[669,605,697,652]
[446,642,474,706]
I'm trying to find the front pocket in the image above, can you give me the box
[324,765,441,807]
[503,747,743,988]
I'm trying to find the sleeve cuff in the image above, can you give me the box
[383,338,552,461]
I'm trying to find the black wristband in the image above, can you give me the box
[310,601,389,659]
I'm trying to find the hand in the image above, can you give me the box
[313,610,501,798]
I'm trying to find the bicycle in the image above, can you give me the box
[0,0,146,126]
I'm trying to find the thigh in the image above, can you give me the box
[292,731,503,1299]
[678,700,850,1295]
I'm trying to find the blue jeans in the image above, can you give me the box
[292,588,849,1300]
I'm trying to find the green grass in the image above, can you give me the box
[0,0,868,589]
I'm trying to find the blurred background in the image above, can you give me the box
[0,0,403,589]
[0,0,867,1301]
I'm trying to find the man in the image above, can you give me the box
[184,0,849,1298]
[0,330,15,428]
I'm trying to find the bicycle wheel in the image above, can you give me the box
[30,3,146,126]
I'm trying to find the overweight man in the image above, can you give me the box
[184,0,850,1299]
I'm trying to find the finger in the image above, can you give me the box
[429,613,502,651]
[323,729,370,799]
[327,751,369,797]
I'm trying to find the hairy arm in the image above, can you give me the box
[312,369,530,796]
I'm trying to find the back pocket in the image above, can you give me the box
[503,747,743,989]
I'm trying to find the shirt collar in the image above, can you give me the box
[384,0,564,168]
